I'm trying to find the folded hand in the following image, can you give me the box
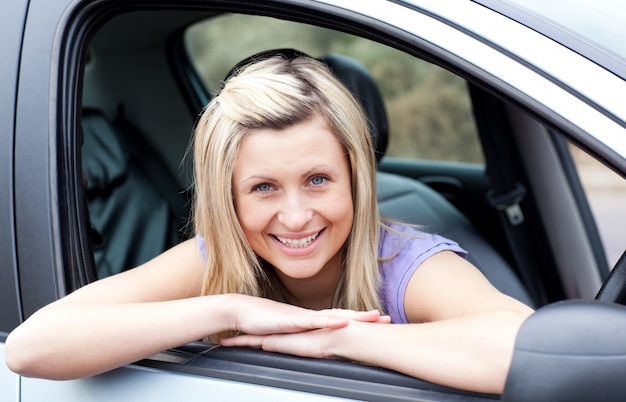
[223,296,391,358]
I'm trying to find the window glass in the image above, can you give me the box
[570,145,626,267]
[185,13,483,163]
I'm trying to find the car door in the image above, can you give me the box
[0,1,29,401]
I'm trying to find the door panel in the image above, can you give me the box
[21,365,356,402]
[1,345,19,402]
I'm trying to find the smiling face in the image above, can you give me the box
[232,113,354,300]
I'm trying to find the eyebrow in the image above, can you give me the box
[239,164,341,185]
[239,175,275,186]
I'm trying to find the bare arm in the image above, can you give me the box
[5,239,380,380]
[221,251,534,394]
[5,239,215,379]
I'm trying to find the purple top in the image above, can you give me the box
[378,224,466,323]
[196,224,466,324]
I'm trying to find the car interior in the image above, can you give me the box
[73,5,617,398]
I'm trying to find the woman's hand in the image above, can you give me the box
[222,299,391,358]
[227,294,390,337]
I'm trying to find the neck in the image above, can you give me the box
[290,292,335,310]
[275,254,344,311]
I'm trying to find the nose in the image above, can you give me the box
[277,190,313,231]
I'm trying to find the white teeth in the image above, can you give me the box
[274,232,319,248]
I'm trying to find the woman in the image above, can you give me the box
[5,52,533,394]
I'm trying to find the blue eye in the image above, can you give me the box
[310,175,327,186]
[254,183,272,192]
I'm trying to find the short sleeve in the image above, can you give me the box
[196,234,207,261]
[378,224,467,324]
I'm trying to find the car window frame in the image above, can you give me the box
[474,0,626,81]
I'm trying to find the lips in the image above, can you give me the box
[271,230,323,249]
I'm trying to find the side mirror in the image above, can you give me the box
[503,300,626,402]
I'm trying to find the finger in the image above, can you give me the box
[287,316,349,332]
[345,310,384,322]
[319,309,383,322]
[376,315,392,324]
[319,318,350,329]
[258,315,348,335]
[222,332,329,359]
[220,334,265,348]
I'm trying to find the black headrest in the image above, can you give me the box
[222,48,309,88]
[319,54,389,162]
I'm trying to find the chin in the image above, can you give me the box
[273,262,325,280]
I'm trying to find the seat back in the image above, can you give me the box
[82,109,189,277]
[321,54,534,306]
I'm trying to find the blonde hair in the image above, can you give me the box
[193,54,383,326]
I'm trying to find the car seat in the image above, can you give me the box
[320,53,534,307]
[82,108,190,278]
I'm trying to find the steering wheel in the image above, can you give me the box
[595,250,626,304]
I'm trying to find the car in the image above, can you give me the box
[2,0,626,400]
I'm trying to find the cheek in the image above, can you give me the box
[235,197,272,236]
[326,190,354,232]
